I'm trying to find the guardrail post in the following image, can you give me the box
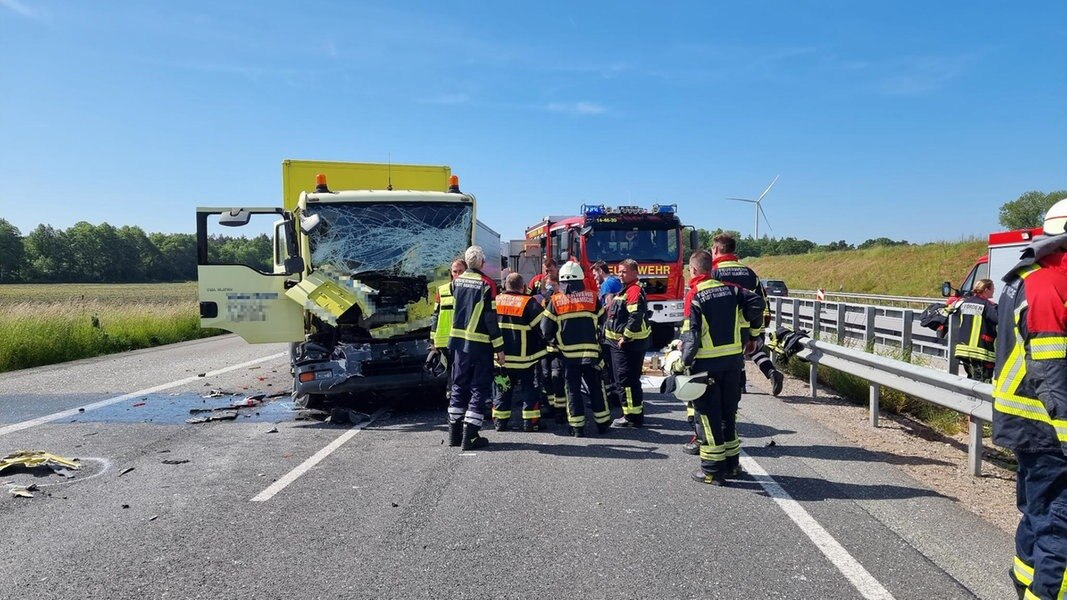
[901,310,914,362]
[773,296,782,329]
[813,301,822,339]
[968,416,983,476]
[792,297,801,329]
[836,303,846,344]
[947,311,960,375]
[869,383,880,427]
[809,362,818,398]
[863,305,876,351]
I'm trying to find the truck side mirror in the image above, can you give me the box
[941,281,953,297]
[579,226,593,237]
[560,230,572,256]
[689,228,700,250]
[539,237,546,249]
[218,208,252,227]
[284,256,305,275]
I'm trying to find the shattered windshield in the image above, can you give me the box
[586,227,679,262]
[306,202,473,277]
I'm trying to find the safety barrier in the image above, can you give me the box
[792,289,943,309]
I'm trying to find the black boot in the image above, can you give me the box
[523,419,540,432]
[461,423,489,450]
[595,420,611,435]
[570,426,585,437]
[448,421,463,447]
[495,419,510,432]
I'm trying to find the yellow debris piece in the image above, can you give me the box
[0,450,81,474]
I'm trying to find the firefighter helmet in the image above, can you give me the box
[1044,198,1067,235]
[673,372,712,402]
[424,349,448,378]
[559,261,584,282]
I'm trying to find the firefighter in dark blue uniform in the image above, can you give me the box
[951,278,997,383]
[605,258,652,427]
[493,273,548,432]
[447,246,505,450]
[994,199,1067,600]
[542,262,612,436]
[679,249,764,485]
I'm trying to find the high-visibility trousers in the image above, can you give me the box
[492,367,540,423]
[1012,450,1067,600]
[448,349,493,428]
[691,366,741,476]
[609,339,648,420]
[563,361,611,429]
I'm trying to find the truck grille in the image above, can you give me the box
[360,357,426,377]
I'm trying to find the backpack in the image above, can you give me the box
[919,302,954,336]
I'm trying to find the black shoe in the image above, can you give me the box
[570,426,585,437]
[448,421,463,447]
[495,420,510,432]
[523,419,540,432]
[682,435,699,456]
[461,424,489,450]
[690,470,727,486]
[771,371,784,397]
[555,411,568,425]
[726,464,748,479]
[596,421,611,435]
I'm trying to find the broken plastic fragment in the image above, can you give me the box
[0,451,81,475]
[9,484,38,498]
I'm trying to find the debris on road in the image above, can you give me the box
[161,459,189,465]
[8,484,38,498]
[265,425,278,434]
[186,411,239,424]
[119,467,135,477]
[149,515,159,522]
[766,440,777,447]
[0,451,82,476]
[132,402,146,407]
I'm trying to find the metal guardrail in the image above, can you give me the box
[792,289,943,308]
[790,337,993,476]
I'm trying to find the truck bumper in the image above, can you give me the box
[293,338,443,396]
[648,300,684,324]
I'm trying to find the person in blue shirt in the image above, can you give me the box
[593,260,622,306]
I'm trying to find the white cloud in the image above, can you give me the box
[0,0,43,19]
[546,101,607,116]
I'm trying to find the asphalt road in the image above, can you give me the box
[0,336,1016,599]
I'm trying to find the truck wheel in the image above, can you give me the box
[294,393,326,410]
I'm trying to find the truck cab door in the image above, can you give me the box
[196,207,305,343]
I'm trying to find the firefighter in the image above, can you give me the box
[542,262,612,436]
[679,249,764,485]
[710,232,785,397]
[526,256,559,295]
[538,274,568,424]
[447,246,506,450]
[429,258,467,400]
[994,198,1067,600]
[493,273,547,432]
[592,260,623,408]
[951,278,997,383]
[605,258,651,427]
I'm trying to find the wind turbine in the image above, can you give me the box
[726,175,779,239]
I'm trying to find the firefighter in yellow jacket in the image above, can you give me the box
[951,278,997,383]
[493,273,548,432]
[429,258,467,399]
[542,262,612,436]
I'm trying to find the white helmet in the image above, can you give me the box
[1045,198,1067,235]
[674,372,711,402]
[559,261,585,282]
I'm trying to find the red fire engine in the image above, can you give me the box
[942,227,1043,302]
[516,204,699,347]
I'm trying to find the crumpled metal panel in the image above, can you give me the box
[0,450,81,474]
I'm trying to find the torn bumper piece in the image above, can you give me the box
[294,338,441,395]
[0,450,81,475]
[285,271,376,326]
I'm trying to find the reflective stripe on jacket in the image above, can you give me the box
[605,280,650,342]
[495,291,547,369]
[952,295,997,363]
[680,278,764,372]
[542,285,604,362]
[430,282,454,348]
[993,254,1067,453]
[448,269,504,353]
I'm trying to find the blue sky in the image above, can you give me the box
[1,1,1064,244]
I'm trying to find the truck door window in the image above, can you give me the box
[960,264,979,294]
[200,212,276,274]
[273,221,287,272]
[550,229,564,262]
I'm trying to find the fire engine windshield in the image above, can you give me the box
[305,202,473,277]
[585,227,679,262]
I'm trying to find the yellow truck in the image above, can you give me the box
[196,160,500,408]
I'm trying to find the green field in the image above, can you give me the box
[0,282,221,373]
[745,240,987,297]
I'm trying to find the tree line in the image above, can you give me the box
[0,219,270,283]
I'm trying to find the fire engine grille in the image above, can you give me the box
[640,277,668,295]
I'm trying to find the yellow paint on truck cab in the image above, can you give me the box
[281,160,451,211]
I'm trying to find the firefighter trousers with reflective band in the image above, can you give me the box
[601,342,622,408]
[563,361,611,429]
[448,349,493,428]
[1011,450,1067,600]
[610,340,648,421]
[492,368,540,423]
[692,367,741,475]
[745,335,777,380]
[541,353,566,410]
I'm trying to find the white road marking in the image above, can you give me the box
[740,453,897,600]
[0,352,287,437]
[250,409,385,502]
